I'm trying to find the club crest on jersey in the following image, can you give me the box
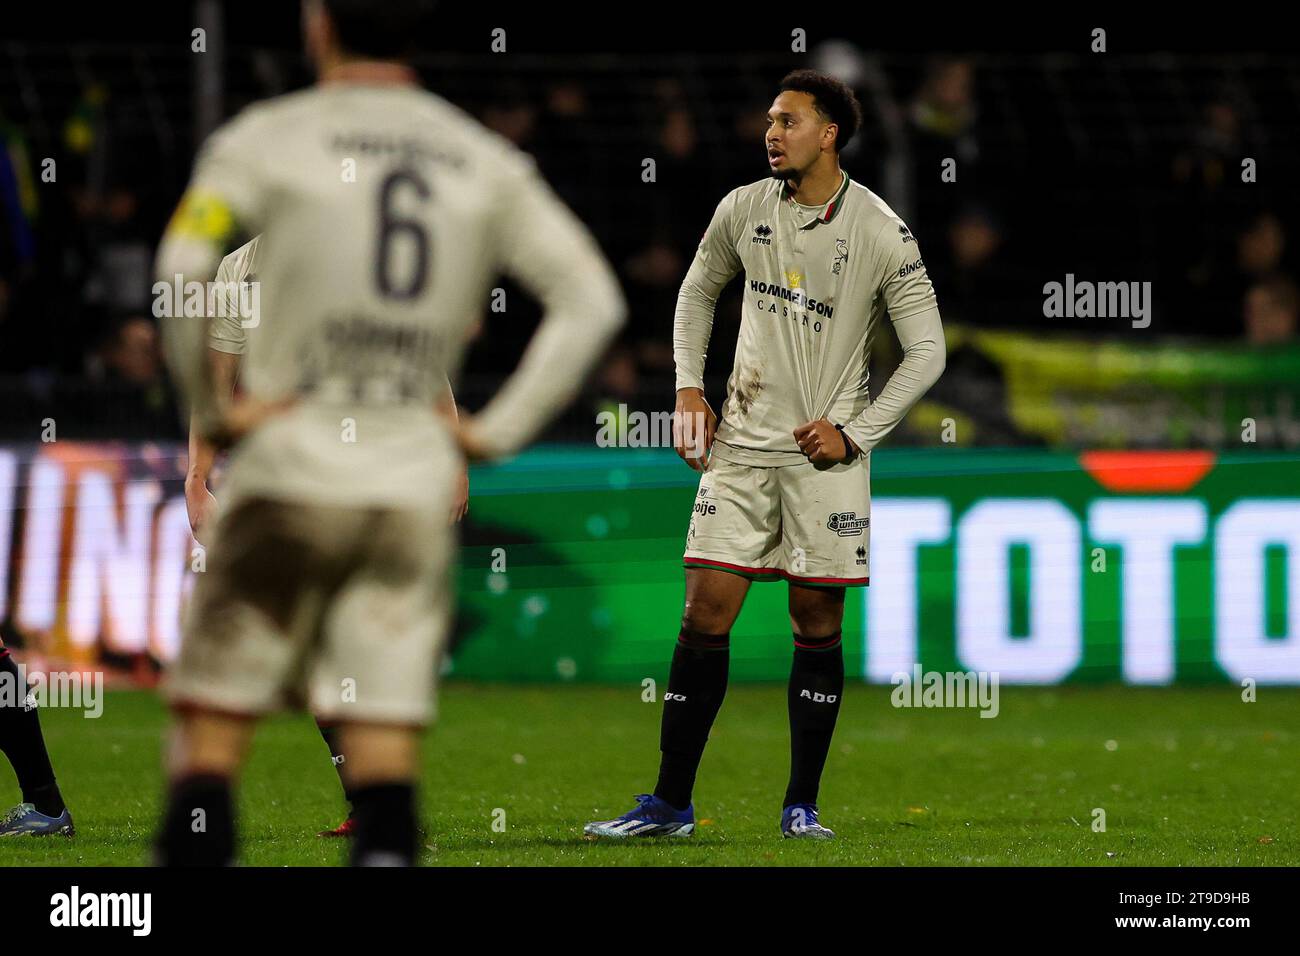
[827,511,869,536]
[832,238,848,275]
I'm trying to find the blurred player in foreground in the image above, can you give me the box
[0,641,73,836]
[185,235,469,838]
[155,0,624,865]
[586,70,945,840]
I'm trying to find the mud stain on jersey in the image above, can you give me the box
[730,366,765,418]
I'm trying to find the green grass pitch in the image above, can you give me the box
[0,684,1296,866]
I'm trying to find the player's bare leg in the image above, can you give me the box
[782,584,846,839]
[336,723,420,866]
[586,568,748,837]
[156,708,257,865]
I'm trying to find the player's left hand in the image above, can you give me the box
[793,419,858,465]
[185,480,220,545]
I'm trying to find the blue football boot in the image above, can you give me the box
[0,802,75,837]
[781,803,834,840]
[584,794,695,838]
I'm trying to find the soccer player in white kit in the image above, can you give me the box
[155,0,624,865]
[586,70,945,840]
[186,235,469,839]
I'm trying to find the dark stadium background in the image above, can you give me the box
[1,5,1296,446]
[0,3,1296,686]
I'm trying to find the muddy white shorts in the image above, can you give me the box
[166,496,453,726]
[683,454,870,586]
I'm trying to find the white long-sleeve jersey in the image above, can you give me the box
[674,173,944,465]
[158,82,625,510]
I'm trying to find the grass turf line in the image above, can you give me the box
[0,684,1295,866]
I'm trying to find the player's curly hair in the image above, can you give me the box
[777,69,863,152]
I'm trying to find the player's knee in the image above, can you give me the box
[788,596,845,639]
[167,707,257,778]
[337,724,419,788]
[681,597,733,636]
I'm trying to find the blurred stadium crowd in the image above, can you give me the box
[0,41,1297,445]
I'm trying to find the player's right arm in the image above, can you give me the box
[156,186,245,439]
[456,155,626,459]
[184,251,249,540]
[672,190,743,471]
[157,114,289,448]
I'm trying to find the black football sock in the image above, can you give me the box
[316,720,355,810]
[155,773,235,866]
[784,630,844,809]
[349,782,417,867]
[653,627,730,811]
[0,650,65,816]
